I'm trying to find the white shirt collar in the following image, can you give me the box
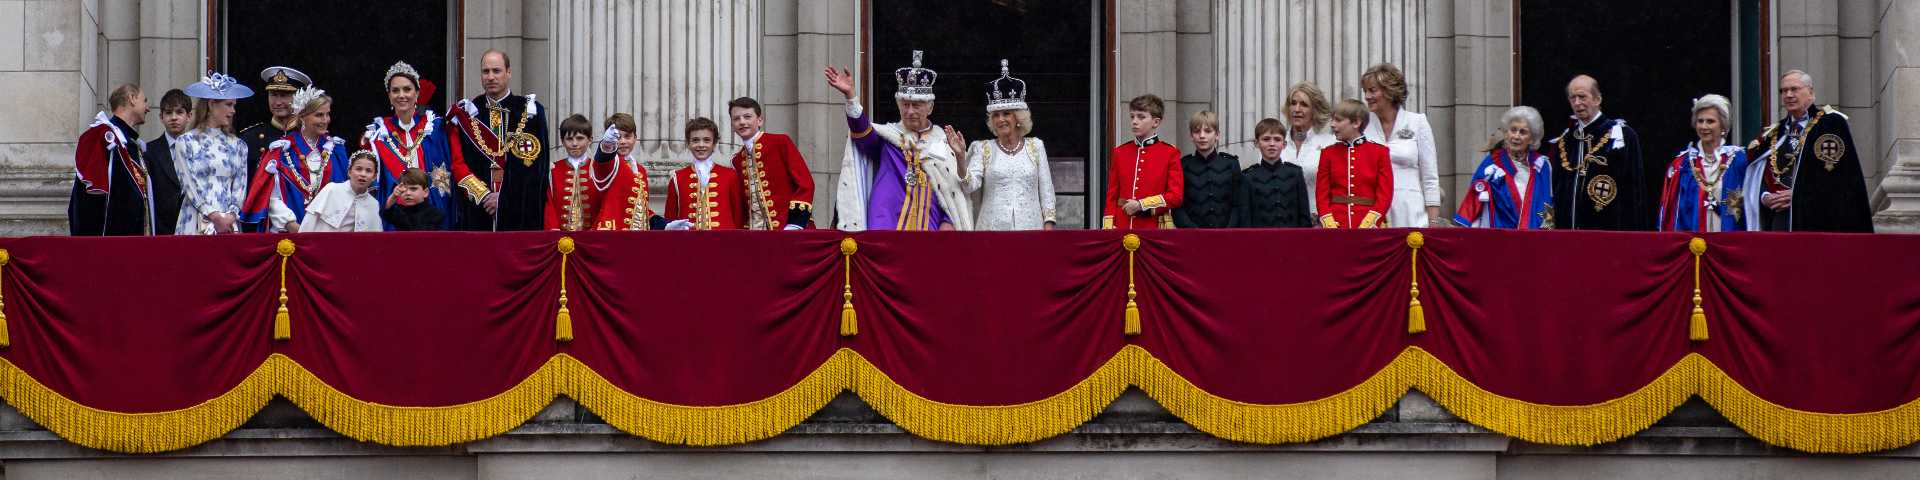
[741,131,763,153]
[565,153,588,169]
[486,90,513,106]
[1576,111,1605,131]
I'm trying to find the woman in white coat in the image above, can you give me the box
[945,60,1057,230]
[1361,63,1444,228]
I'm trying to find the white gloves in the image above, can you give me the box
[666,219,694,231]
[599,128,622,152]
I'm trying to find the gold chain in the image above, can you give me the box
[1690,146,1732,200]
[466,104,533,159]
[1768,111,1823,179]
[1557,125,1613,173]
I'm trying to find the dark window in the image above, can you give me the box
[871,0,1098,226]
[221,0,451,146]
[1520,0,1733,200]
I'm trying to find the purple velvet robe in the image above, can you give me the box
[847,112,949,230]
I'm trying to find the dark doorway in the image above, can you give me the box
[870,0,1098,228]
[221,0,451,147]
[1519,0,1732,204]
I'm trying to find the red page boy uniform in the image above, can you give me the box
[592,150,655,231]
[735,131,816,229]
[1316,137,1395,228]
[664,158,748,230]
[544,152,618,231]
[1103,135,1184,229]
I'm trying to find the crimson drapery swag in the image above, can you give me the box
[0,230,1914,454]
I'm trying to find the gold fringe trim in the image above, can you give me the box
[279,354,558,447]
[848,348,1135,445]
[1122,234,1141,336]
[839,238,858,337]
[1137,346,1410,444]
[1696,359,1920,454]
[570,351,849,446]
[1408,348,1698,446]
[5,346,1920,453]
[0,354,276,453]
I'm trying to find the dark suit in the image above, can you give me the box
[144,135,185,235]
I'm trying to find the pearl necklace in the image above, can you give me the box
[995,138,1024,155]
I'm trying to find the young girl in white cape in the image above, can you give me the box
[299,151,382,233]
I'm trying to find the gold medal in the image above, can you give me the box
[510,132,542,165]
[1586,174,1617,212]
[1815,134,1845,172]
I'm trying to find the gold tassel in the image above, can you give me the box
[839,238,859,337]
[273,240,294,341]
[1689,238,1709,342]
[0,248,10,348]
[556,237,575,342]
[1123,234,1142,336]
[1406,232,1427,334]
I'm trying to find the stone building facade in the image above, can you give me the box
[1,0,1916,234]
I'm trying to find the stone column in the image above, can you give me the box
[790,0,854,226]
[1171,0,1211,156]
[101,0,137,104]
[1870,0,1920,231]
[521,0,551,98]
[0,0,101,236]
[542,0,763,212]
[461,0,527,100]
[1204,0,1436,198]
[136,0,202,140]
[1113,0,1177,149]
[1438,0,1510,209]
[1836,0,1876,188]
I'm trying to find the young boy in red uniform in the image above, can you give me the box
[1104,94,1184,229]
[591,113,663,230]
[728,97,815,230]
[1316,99,1394,228]
[544,114,607,231]
[662,117,747,230]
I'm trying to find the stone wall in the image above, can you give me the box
[1867,0,1920,231]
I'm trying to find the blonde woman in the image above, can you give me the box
[242,86,350,233]
[1281,81,1338,216]
[173,72,255,235]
